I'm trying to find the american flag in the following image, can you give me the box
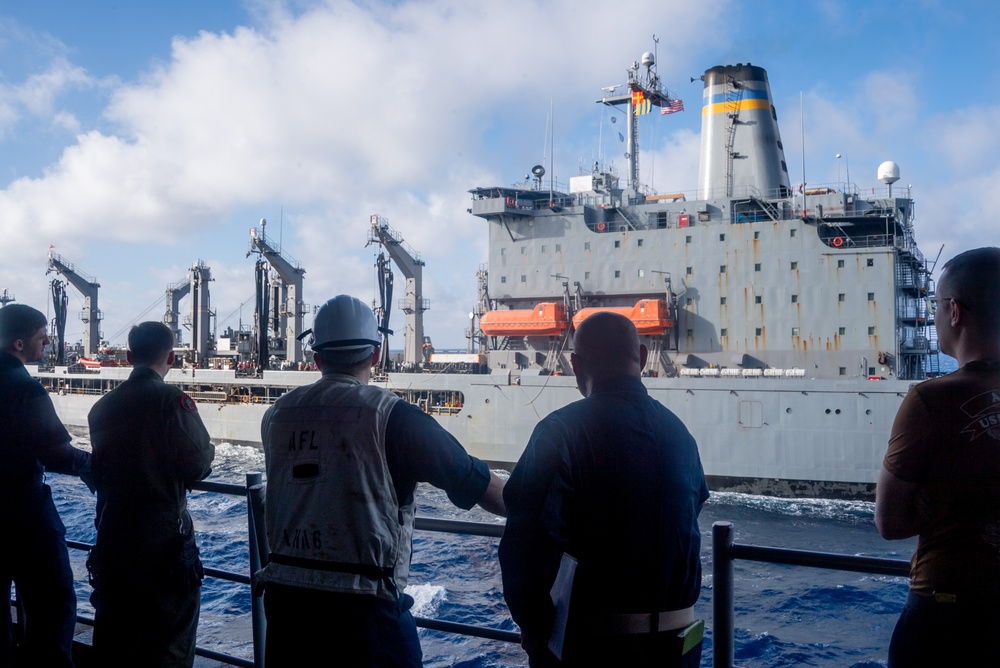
[661,98,684,115]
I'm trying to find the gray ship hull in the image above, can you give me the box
[44,367,908,498]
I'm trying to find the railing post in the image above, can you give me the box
[246,473,266,668]
[712,521,735,668]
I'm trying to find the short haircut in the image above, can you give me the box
[128,321,174,366]
[316,346,374,376]
[0,304,47,351]
[941,247,1000,328]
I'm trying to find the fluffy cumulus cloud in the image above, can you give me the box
[5,0,997,347]
[0,0,728,345]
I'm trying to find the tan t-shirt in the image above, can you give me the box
[884,361,1000,597]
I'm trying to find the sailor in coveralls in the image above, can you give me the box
[257,295,505,666]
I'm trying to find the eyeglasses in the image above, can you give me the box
[928,296,961,315]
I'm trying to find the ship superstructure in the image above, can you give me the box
[471,60,935,383]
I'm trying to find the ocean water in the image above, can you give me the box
[50,435,915,667]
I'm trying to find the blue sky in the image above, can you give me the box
[1,0,998,349]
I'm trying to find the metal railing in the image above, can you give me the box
[711,521,909,668]
[47,474,516,667]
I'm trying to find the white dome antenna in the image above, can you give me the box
[878,161,900,197]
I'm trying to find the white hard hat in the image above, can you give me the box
[307,295,380,352]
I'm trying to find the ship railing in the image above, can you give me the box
[711,521,908,668]
[41,476,918,666]
[51,473,517,668]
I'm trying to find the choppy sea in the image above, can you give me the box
[50,434,916,667]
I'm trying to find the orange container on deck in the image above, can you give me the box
[480,303,570,337]
[572,299,673,335]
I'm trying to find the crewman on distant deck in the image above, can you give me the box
[499,312,708,667]
[876,247,1000,667]
[87,321,215,667]
[256,294,505,666]
[0,304,91,667]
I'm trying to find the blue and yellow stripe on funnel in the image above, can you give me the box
[702,89,771,116]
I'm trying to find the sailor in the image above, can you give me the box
[876,247,1000,667]
[0,304,91,667]
[256,294,506,666]
[499,312,708,667]
[87,321,215,667]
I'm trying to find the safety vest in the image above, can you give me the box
[256,374,409,601]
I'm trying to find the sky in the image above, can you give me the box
[2,0,999,350]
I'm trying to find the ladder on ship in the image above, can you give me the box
[724,76,744,198]
[543,333,571,375]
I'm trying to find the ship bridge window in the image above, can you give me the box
[686,266,692,275]
[867,258,875,267]
[657,211,668,228]
[685,235,692,244]
[755,327,762,336]
[839,327,846,335]
[790,261,798,270]
[500,276,507,284]
[720,265,726,274]
[839,367,846,375]
[615,240,621,249]
[720,328,728,337]
[720,297,727,305]
[868,292,875,301]
[637,239,644,247]
[754,263,761,271]
[868,326,876,335]
[615,270,621,278]
[754,231,760,240]
[838,259,845,268]
[791,294,798,303]
[838,293,845,302]
[755,295,762,304]
[781,160,788,173]
[719,233,725,241]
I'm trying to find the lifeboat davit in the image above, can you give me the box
[572,299,673,335]
[480,302,570,337]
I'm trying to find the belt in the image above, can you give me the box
[591,605,695,634]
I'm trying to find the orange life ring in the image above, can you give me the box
[597,222,606,232]
[832,237,844,247]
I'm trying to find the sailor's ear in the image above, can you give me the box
[639,344,649,369]
[371,346,381,367]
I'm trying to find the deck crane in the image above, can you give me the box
[164,260,214,364]
[46,250,102,358]
[248,220,305,365]
[367,214,429,370]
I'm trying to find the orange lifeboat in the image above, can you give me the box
[572,299,673,335]
[480,303,570,337]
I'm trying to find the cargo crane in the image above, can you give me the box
[50,281,68,366]
[248,220,305,365]
[164,260,214,365]
[367,214,429,370]
[46,250,102,357]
